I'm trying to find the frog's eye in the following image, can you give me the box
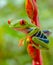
[20,19,26,25]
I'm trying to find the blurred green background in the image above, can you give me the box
[0,0,53,65]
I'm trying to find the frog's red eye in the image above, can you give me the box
[20,19,26,25]
[8,19,11,24]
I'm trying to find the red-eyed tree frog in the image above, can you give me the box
[8,19,49,50]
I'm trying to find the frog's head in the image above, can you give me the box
[8,19,35,33]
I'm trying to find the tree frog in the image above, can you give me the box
[8,19,49,49]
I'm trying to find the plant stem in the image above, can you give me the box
[32,0,43,65]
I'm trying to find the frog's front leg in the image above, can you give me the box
[32,36,49,49]
[18,39,24,47]
[27,27,39,36]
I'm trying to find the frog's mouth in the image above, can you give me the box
[13,28,33,34]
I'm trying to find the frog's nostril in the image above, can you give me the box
[8,19,11,24]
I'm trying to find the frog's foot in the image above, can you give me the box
[18,39,24,47]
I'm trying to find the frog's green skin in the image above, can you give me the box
[8,19,49,49]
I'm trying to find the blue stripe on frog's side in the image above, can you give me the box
[35,31,49,43]
[27,28,49,44]
[39,37,49,43]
